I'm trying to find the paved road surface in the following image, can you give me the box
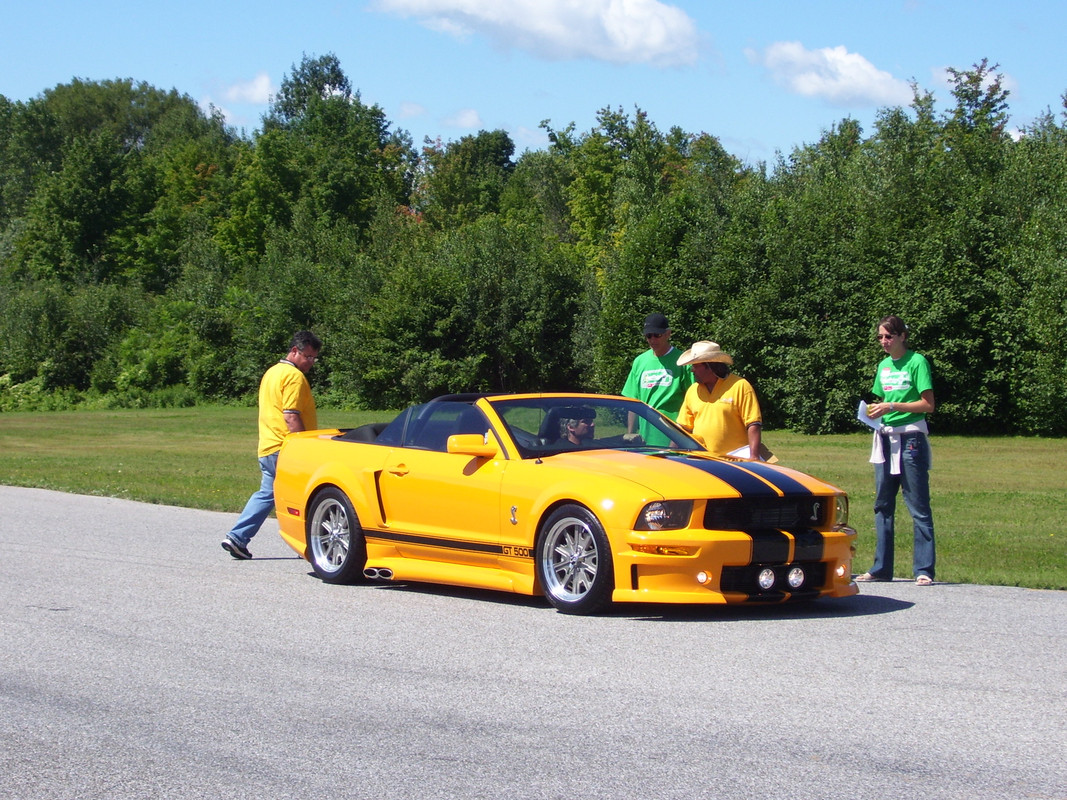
[1,486,1064,799]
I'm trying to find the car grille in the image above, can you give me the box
[704,496,829,531]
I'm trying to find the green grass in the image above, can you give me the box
[0,406,386,513]
[0,407,1063,590]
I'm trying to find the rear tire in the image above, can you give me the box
[306,488,366,584]
[536,504,613,615]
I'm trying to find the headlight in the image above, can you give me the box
[834,495,849,528]
[635,500,693,531]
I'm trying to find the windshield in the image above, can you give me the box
[489,396,703,458]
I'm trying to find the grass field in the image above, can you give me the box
[1,406,1063,590]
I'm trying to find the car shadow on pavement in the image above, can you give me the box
[617,593,913,622]
[316,577,913,620]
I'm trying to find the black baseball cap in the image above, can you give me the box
[642,313,670,335]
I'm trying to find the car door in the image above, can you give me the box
[377,403,505,567]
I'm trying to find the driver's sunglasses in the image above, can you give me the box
[645,332,664,339]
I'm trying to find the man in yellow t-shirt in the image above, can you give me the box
[676,341,763,459]
[222,331,320,559]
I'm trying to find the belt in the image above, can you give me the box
[869,421,929,475]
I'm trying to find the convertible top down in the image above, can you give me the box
[274,393,858,614]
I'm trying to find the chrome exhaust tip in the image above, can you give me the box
[377,568,393,580]
[363,567,380,579]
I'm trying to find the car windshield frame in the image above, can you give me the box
[487,396,703,459]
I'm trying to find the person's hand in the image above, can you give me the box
[868,402,887,419]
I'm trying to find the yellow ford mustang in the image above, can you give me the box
[274,393,858,614]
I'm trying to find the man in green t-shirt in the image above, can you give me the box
[621,313,693,446]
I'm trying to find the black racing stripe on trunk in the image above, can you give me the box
[662,455,778,496]
[749,529,791,562]
[368,530,503,554]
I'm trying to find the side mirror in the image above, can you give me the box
[446,433,499,459]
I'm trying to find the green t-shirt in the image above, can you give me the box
[871,349,933,427]
[622,347,693,446]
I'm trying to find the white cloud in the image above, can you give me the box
[443,107,483,128]
[397,101,427,119]
[748,42,912,107]
[372,0,701,67]
[512,124,549,150]
[223,71,275,104]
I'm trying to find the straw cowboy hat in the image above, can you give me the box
[676,341,734,367]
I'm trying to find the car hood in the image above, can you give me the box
[540,449,841,499]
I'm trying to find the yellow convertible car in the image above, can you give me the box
[274,393,858,614]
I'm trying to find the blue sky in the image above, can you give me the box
[5,0,1064,164]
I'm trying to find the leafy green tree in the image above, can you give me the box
[999,104,1067,434]
[352,212,581,407]
[500,148,571,240]
[3,79,233,290]
[417,129,515,228]
[12,130,131,283]
[0,280,144,391]
[218,54,415,266]
[265,53,352,129]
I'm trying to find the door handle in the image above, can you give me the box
[387,464,409,476]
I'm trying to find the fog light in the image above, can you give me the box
[835,564,847,578]
[788,566,805,588]
[696,571,711,585]
[758,568,775,590]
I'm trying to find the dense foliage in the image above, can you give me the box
[1,56,1065,434]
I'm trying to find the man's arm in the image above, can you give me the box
[746,423,762,461]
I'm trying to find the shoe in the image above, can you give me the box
[854,572,887,582]
[915,575,933,586]
[222,538,252,560]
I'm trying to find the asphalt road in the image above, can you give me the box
[1,486,1064,800]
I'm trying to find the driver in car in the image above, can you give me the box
[560,409,597,447]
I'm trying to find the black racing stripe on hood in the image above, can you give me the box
[738,461,814,497]
[662,455,778,496]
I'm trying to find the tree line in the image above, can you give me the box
[1,55,1065,435]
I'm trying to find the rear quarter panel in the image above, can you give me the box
[274,431,391,558]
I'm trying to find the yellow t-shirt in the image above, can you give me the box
[257,360,317,457]
[677,373,761,457]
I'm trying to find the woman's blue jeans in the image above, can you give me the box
[870,432,936,580]
[226,452,279,547]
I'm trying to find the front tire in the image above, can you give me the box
[306,488,366,584]
[537,504,613,614]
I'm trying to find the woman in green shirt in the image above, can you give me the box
[855,315,937,586]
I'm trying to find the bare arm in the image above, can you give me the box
[747,423,762,461]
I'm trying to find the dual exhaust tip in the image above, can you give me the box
[363,567,394,580]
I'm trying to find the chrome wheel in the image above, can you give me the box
[537,505,612,614]
[306,488,366,584]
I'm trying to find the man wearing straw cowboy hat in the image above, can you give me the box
[676,341,765,460]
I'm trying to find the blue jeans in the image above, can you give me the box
[870,432,935,579]
[227,452,278,547]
